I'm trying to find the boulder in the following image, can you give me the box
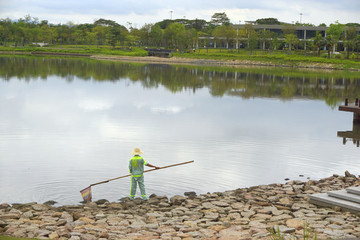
[170,195,186,205]
[286,218,305,230]
[32,204,49,211]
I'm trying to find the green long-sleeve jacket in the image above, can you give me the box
[129,155,148,177]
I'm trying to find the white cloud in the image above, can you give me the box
[151,106,182,114]
[0,0,358,27]
[77,99,113,112]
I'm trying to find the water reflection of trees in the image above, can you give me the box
[1,56,360,107]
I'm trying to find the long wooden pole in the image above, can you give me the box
[90,160,194,187]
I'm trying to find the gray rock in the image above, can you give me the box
[270,214,293,222]
[69,236,80,240]
[60,211,74,223]
[80,233,97,240]
[184,191,197,199]
[170,195,186,205]
[22,211,34,218]
[0,203,10,209]
[95,199,108,205]
[204,211,219,220]
[212,201,230,207]
[145,223,159,229]
[241,210,255,218]
[0,219,7,228]
[274,225,296,233]
[32,204,49,211]
[0,213,20,219]
[43,200,57,205]
[201,202,215,209]
[130,219,146,228]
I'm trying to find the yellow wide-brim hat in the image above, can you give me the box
[131,147,143,155]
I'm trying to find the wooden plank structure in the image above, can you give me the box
[338,98,360,123]
[145,48,174,58]
[309,187,360,216]
[337,122,360,147]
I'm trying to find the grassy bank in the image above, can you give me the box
[0,236,38,240]
[1,45,360,71]
[0,45,148,57]
[173,48,360,70]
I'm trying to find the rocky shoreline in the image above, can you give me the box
[1,172,360,240]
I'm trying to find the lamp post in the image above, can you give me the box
[170,10,173,20]
[300,13,303,24]
[236,20,241,52]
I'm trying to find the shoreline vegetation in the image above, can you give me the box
[1,172,360,239]
[1,46,360,71]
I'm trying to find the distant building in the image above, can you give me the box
[198,24,360,50]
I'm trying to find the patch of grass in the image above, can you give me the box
[174,49,360,70]
[0,45,148,57]
[267,222,318,240]
[0,236,39,240]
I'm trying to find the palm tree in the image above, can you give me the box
[313,33,325,56]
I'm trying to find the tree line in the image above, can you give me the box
[0,13,359,57]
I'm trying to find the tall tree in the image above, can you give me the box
[150,24,163,47]
[344,26,357,58]
[210,12,230,26]
[213,25,236,48]
[284,34,299,54]
[139,24,152,46]
[164,22,186,49]
[255,18,280,25]
[93,25,106,46]
[259,29,271,51]
[269,32,280,53]
[244,24,258,54]
[326,21,345,54]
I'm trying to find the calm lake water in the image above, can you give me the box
[0,56,359,205]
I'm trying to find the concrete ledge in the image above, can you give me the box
[328,189,360,204]
[309,193,360,216]
[347,187,360,195]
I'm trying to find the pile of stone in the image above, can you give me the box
[1,172,360,239]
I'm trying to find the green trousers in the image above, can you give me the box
[130,175,146,199]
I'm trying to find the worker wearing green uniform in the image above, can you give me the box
[129,147,159,200]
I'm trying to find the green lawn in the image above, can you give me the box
[174,48,360,70]
[0,45,148,57]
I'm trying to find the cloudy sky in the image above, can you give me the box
[0,0,359,28]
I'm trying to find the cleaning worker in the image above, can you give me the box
[129,147,159,200]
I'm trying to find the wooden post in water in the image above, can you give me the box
[339,98,360,123]
[356,98,360,123]
[354,112,360,123]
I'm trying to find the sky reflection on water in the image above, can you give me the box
[0,57,359,205]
